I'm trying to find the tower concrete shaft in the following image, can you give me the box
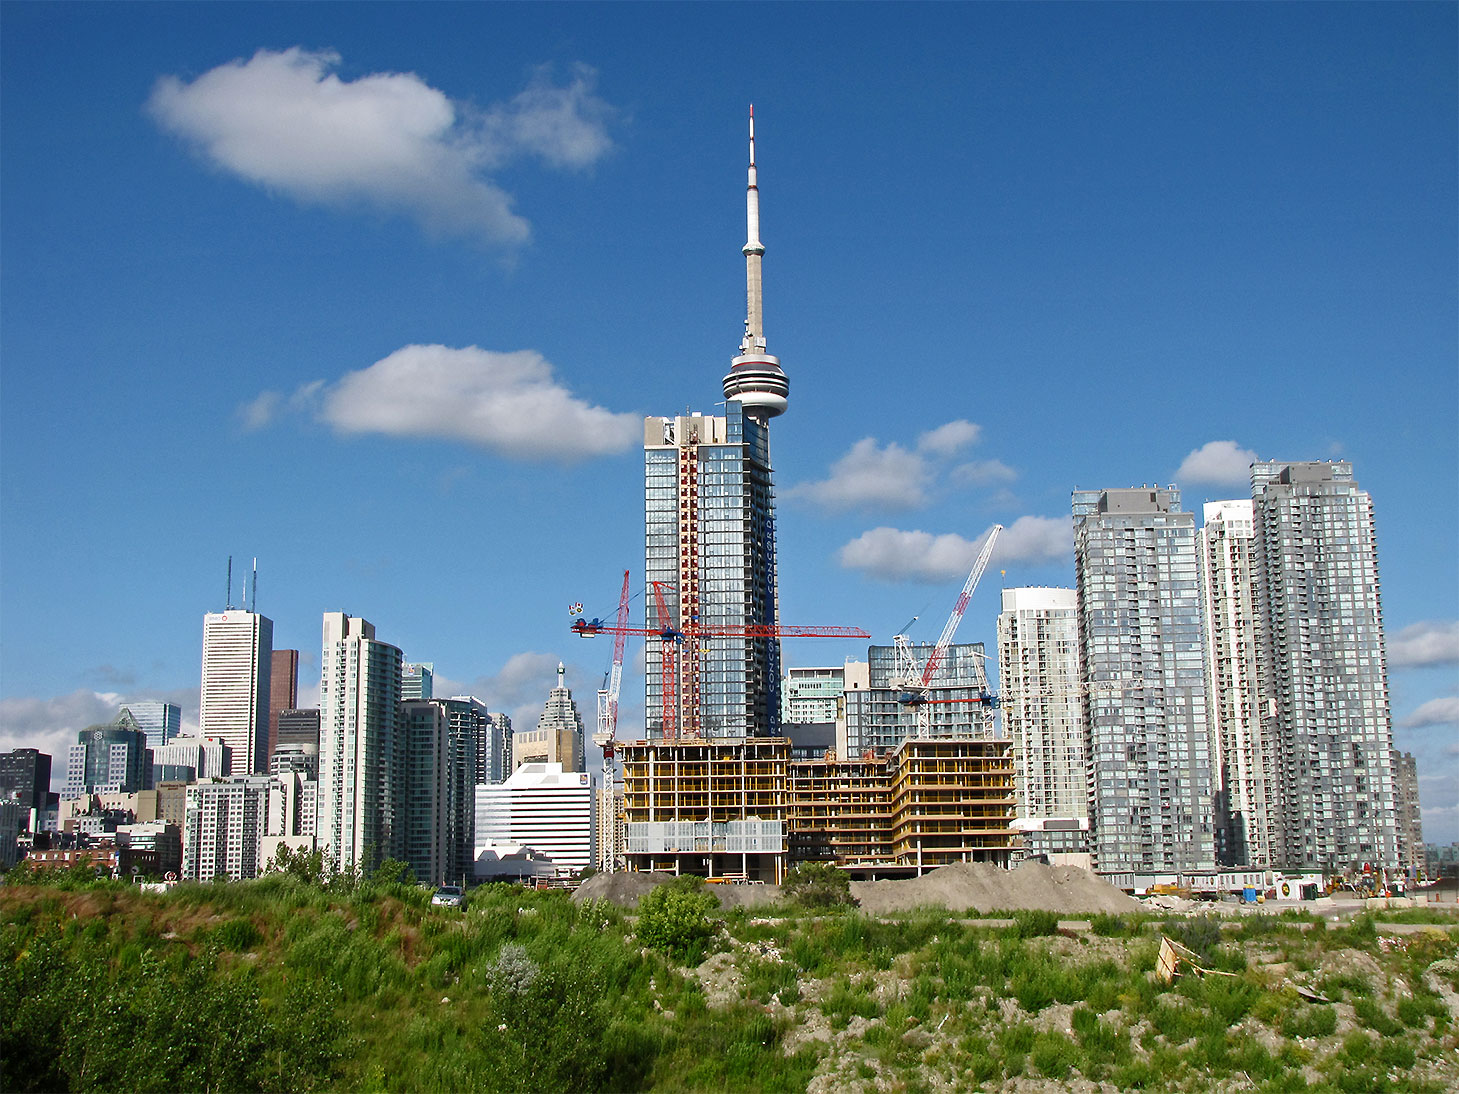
[723,106,788,419]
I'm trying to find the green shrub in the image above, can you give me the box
[635,881,719,962]
[1280,1001,1337,1039]
[820,977,880,1028]
[1010,909,1060,938]
[1164,915,1222,961]
[781,862,856,911]
[1352,997,1402,1036]
[1030,1031,1079,1078]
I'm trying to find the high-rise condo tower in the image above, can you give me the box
[644,108,787,739]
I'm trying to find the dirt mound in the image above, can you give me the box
[851,861,1141,916]
[572,871,678,907]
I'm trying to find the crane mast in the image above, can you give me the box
[894,523,1003,735]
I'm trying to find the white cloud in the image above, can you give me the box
[788,438,930,510]
[298,343,638,461]
[950,459,1017,487]
[148,49,613,244]
[838,527,986,583]
[239,390,282,431]
[788,420,1006,511]
[1175,440,1259,486]
[997,515,1073,563]
[1402,696,1459,729]
[1388,620,1459,669]
[478,64,613,170]
[838,516,1067,582]
[917,420,981,457]
[0,687,201,791]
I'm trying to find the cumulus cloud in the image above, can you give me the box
[263,343,638,461]
[917,420,981,457]
[1175,440,1259,486]
[950,459,1017,487]
[1401,696,1459,729]
[997,515,1073,563]
[788,420,1003,511]
[148,49,613,244]
[838,515,1069,582]
[788,438,931,510]
[0,687,201,790]
[1388,620,1459,669]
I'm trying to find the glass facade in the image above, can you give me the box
[1073,488,1215,881]
[843,642,995,756]
[1251,461,1397,871]
[644,403,781,739]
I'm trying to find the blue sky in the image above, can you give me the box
[3,3,1456,840]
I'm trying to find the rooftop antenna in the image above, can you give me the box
[250,557,258,612]
[226,556,233,611]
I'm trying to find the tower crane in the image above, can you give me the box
[591,570,633,760]
[573,579,869,739]
[586,570,633,873]
[892,523,1003,736]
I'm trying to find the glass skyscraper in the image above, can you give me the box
[643,405,780,739]
[1073,487,1215,883]
[1251,461,1397,871]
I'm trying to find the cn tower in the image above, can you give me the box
[722,106,789,418]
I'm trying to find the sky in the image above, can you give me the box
[2,3,1456,841]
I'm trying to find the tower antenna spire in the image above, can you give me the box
[742,104,765,354]
[723,105,788,418]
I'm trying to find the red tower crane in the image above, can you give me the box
[573,579,869,739]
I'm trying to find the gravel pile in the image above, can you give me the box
[572,871,678,907]
[851,861,1142,916]
[575,861,1140,916]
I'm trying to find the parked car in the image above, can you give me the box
[431,884,464,908]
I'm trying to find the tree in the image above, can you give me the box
[634,878,719,961]
[781,862,856,910]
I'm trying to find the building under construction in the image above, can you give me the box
[620,735,1015,880]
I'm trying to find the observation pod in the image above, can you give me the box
[723,353,789,418]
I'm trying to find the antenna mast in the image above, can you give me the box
[250,557,258,612]
[226,556,233,611]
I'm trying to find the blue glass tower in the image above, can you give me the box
[644,110,788,741]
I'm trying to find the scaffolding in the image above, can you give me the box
[621,735,1016,879]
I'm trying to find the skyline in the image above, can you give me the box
[2,4,1455,839]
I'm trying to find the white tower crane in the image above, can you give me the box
[592,570,632,872]
[892,524,1003,736]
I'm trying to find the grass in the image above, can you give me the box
[4,875,1459,1092]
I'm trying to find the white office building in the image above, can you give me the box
[316,613,402,875]
[996,587,1089,865]
[475,763,595,877]
[200,610,273,776]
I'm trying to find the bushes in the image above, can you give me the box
[635,878,719,962]
[781,862,856,911]
[1009,909,1060,938]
